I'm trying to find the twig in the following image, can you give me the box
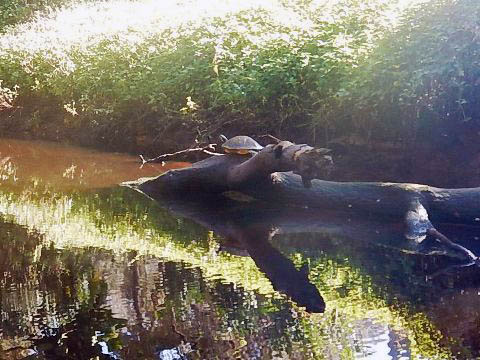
[139,144,222,165]
[427,227,479,263]
[257,134,281,144]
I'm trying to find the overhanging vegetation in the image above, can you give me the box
[0,0,434,152]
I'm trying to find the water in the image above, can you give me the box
[0,138,479,359]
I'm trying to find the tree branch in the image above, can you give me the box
[427,228,478,263]
[226,141,333,187]
[404,199,478,262]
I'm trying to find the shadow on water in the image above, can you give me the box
[1,139,480,358]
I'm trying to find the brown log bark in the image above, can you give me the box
[131,147,478,220]
[132,141,333,194]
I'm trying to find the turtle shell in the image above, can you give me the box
[222,136,263,154]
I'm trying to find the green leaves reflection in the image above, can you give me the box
[0,180,461,359]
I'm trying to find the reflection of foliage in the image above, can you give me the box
[0,219,310,359]
[70,187,207,246]
[2,186,278,296]
[0,182,460,359]
[0,218,41,287]
[31,305,125,359]
[274,233,471,359]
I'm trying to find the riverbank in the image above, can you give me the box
[1,0,480,188]
[2,115,479,189]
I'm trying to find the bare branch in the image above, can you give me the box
[427,228,478,263]
[140,144,222,165]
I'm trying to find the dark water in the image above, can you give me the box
[0,139,479,359]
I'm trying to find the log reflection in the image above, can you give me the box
[222,227,326,313]
[148,190,480,314]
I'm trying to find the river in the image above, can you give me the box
[0,138,479,359]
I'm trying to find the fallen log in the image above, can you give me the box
[135,141,333,193]
[127,140,480,261]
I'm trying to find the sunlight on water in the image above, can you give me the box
[0,139,471,359]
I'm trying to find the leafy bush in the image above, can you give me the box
[333,0,480,151]
[0,0,80,31]
[0,0,427,151]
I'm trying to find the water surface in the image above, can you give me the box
[0,139,479,359]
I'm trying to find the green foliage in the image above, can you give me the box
[4,0,478,153]
[0,0,77,31]
[0,0,400,150]
[334,0,480,148]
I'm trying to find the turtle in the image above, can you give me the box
[219,135,263,155]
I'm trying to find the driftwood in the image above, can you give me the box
[128,140,480,262]
[136,141,334,192]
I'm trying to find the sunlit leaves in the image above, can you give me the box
[0,0,417,146]
[333,0,480,147]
